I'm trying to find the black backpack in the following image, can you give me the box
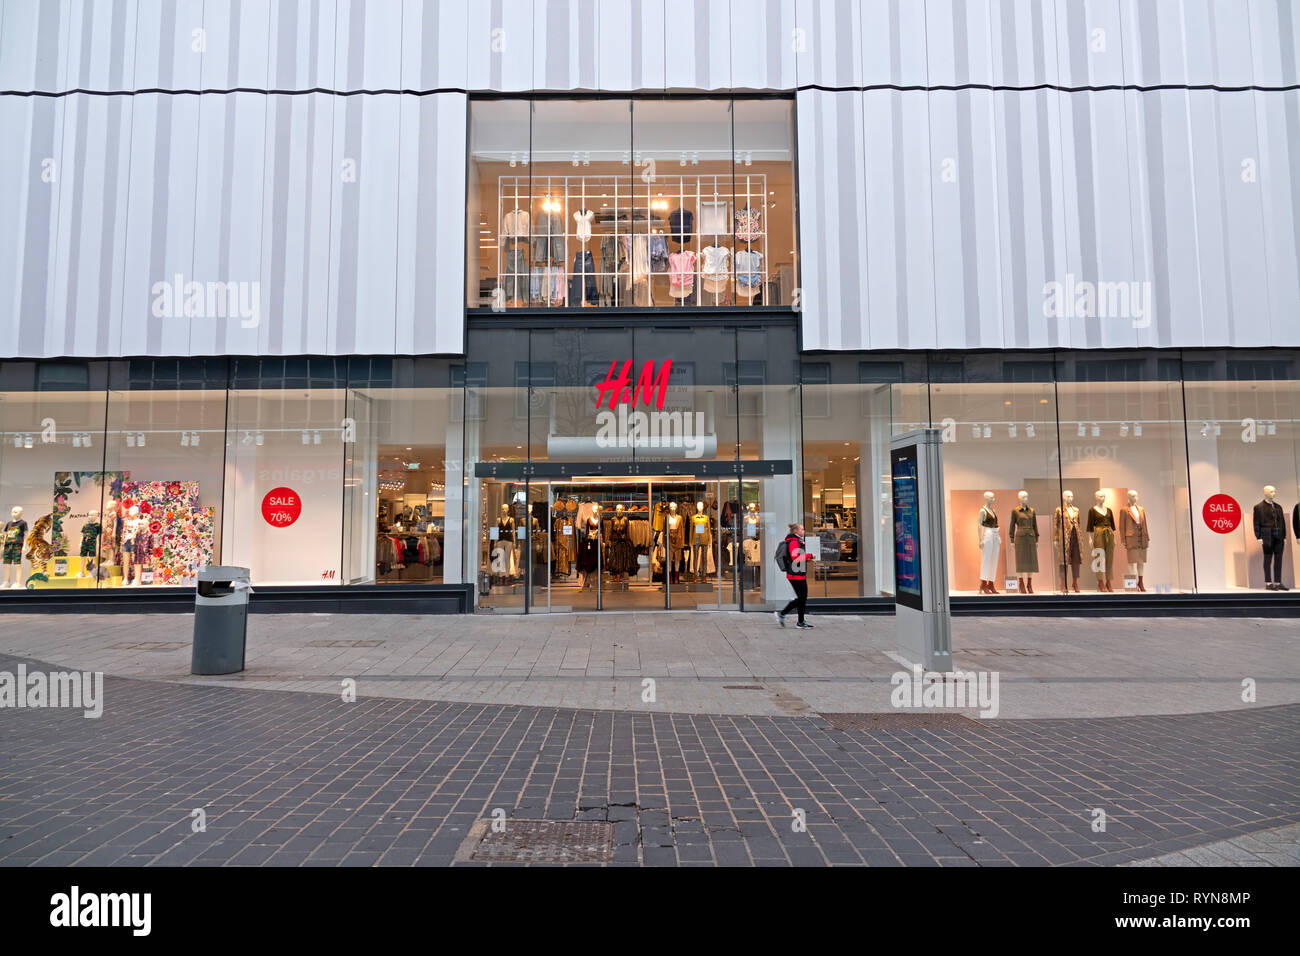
[774,534,797,574]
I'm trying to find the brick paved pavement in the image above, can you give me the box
[1,651,1295,867]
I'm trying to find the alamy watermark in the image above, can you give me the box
[890,665,1000,718]
[1043,273,1152,328]
[0,664,103,718]
[150,274,260,328]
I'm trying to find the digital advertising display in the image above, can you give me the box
[891,444,924,611]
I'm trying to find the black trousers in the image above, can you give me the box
[1262,537,1285,583]
[781,578,808,623]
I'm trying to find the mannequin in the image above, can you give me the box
[1253,485,1289,590]
[1009,491,1039,594]
[99,497,120,582]
[976,492,1000,594]
[1086,490,1117,592]
[577,504,601,590]
[690,501,711,580]
[608,504,636,583]
[497,504,517,580]
[1053,491,1082,593]
[2,506,27,588]
[1119,490,1149,591]
[76,509,102,578]
[665,502,685,584]
[121,505,145,586]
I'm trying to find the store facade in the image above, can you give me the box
[2,2,1297,613]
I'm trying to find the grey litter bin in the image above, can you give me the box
[191,566,252,675]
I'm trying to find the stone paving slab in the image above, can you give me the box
[0,651,1296,867]
[0,611,1295,718]
[1124,822,1300,867]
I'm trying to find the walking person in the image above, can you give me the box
[774,522,816,629]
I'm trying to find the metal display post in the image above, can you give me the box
[890,428,953,672]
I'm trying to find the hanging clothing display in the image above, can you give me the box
[699,200,729,235]
[734,249,763,296]
[573,208,593,242]
[551,516,572,576]
[668,250,697,298]
[501,208,530,237]
[667,207,693,245]
[531,212,565,263]
[734,206,763,240]
[599,234,625,306]
[569,250,597,306]
[652,500,668,533]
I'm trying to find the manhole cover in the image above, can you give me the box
[819,712,982,730]
[304,640,385,648]
[458,819,615,863]
[108,642,188,651]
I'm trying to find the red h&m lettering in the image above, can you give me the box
[594,359,672,410]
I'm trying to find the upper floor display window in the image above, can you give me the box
[467,97,798,311]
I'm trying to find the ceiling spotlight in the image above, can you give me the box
[1213,422,1221,436]
[1026,423,1036,438]
[1267,421,1276,435]
[181,432,190,447]
[982,424,992,438]
[313,430,322,445]
[520,153,527,166]
[621,151,629,165]
[24,434,32,449]
[126,433,135,448]
[1133,423,1142,437]
[1090,424,1100,437]
[1119,422,1129,437]
[11,434,19,449]
[1077,423,1086,437]
[1009,424,1018,438]
[582,152,590,166]
[571,152,579,167]
[191,431,199,447]
[1200,421,1210,437]
[137,432,145,447]
[971,424,981,440]
[302,430,311,445]
[241,430,251,444]
[255,431,264,447]
[680,152,687,167]
[745,152,753,166]
[692,152,699,165]
[634,151,642,166]
[508,152,517,168]
[72,435,81,448]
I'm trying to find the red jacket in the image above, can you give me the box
[786,536,810,581]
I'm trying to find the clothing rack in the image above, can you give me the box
[496,172,768,307]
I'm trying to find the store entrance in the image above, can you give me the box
[475,474,768,613]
